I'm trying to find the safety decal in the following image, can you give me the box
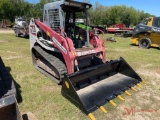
[30,25,36,36]
[76,50,96,56]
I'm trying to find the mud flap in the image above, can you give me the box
[61,57,142,115]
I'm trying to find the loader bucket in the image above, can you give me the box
[0,57,16,97]
[0,57,22,120]
[0,95,22,120]
[61,57,142,115]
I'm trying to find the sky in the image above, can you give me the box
[27,0,160,16]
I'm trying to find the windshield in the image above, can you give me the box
[141,18,149,25]
[18,18,25,21]
[68,12,84,23]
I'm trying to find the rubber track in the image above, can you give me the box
[33,45,67,83]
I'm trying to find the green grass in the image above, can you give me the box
[0,33,159,120]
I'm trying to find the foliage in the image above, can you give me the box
[0,0,155,26]
[89,2,155,26]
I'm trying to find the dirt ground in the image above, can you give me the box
[0,29,14,33]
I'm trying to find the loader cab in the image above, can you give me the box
[140,17,160,28]
[140,17,153,26]
[43,0,92,48]
[152,17,160,28]
[43,1,64,31]
[15,17,26,26]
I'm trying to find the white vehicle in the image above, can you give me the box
[13,17,29,37]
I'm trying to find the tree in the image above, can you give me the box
[88,2,154,27]
[0,0,155,26]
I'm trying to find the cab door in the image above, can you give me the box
[48,9,61,32]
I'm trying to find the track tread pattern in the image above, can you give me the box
[33,45,67,82]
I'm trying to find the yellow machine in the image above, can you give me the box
[131,17,160,49]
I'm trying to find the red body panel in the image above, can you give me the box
[107,24,133,33]
[35,20,106,74]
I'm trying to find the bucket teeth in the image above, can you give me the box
[99,106,107,113]
[142,80,147,84]
[124,91,132,96]
[131,87,138,92]
[88,113,96,120]
[109,100,117,107]
[136,83,143,88]
[117,95,125,101]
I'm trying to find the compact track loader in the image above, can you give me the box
[0,57,22,120]
[131,17,160,49]
[29,0,145,119]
